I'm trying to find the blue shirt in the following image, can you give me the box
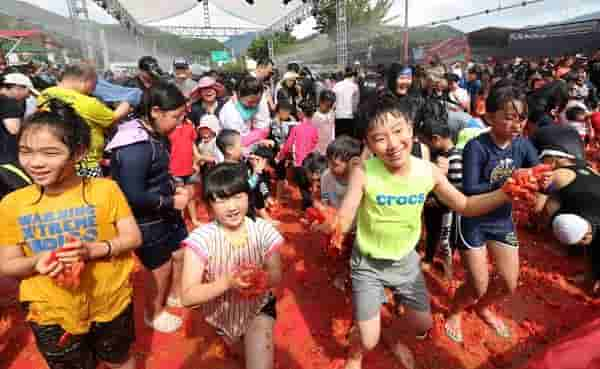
[462,132,539,222]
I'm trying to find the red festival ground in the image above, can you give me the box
[2,193,600,369]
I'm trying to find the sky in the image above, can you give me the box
[17,0,600,39]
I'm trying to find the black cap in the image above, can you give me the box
[252,146,274,160]
[173,57,189,69]
[138,56,164,78]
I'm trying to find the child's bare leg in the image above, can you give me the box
[446,247,490,342]
[381,307,432,369]
[244,314,275,369]
[167,249,184,306]
[345,314,381,369]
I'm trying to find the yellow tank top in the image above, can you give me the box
[356,156,435,260]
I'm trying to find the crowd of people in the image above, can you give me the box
[1,47,600,369]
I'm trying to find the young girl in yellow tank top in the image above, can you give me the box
[320,94,514,369]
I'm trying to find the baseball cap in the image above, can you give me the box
[173,58,189,69]
[1,73,40,95]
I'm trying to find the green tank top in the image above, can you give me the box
[456,127,486,150]
[356,156,435,260]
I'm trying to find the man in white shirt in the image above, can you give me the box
[250,58,275,130]
[446,73,470,113]
[332,67,359,138]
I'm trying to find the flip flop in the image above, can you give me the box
[444,319,464,343]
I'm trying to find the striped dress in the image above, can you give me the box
[183,217,283,339]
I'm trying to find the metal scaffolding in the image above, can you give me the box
[336,0,348,66]
[156,26,261,39]
[202,0,210,28]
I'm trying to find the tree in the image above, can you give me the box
[247,32,296,60]
[315,0,392,39]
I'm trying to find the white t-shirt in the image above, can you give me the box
[448,87,470,110]
[219,98,270,138]
[333,78,359,119]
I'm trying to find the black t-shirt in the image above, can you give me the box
[0,95,24,164]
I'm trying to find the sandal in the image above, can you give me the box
[444,317,464,343]
[144,311,182,333]
[477,310,511,339]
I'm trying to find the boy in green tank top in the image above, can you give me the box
[326,96,514,369]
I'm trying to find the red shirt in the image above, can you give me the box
[169,122,197,177]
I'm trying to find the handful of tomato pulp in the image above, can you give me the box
[306,202,345,257]
[45,234,85,289]
[233,264,269,299]
[501,164,553,224]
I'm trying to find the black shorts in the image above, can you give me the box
[173,175,193,185]
[136,218,188,270]
[25,303,135,369]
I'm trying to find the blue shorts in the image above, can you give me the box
[457,217,519,250]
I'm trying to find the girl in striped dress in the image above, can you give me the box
[181,163,283,369]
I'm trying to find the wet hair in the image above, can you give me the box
[203,163,250,203]
[19,99,91,158]
[302,152,328,175]
[236,76,263,98]
[421,120,453,141]
[18,99,91,204]
[565,106,586,121]
[362,92,414,138]
[298,99,317,118]
[485,79,528,117]
[257,58,274,68]
[60,63,97,82]
[275,100,294,113]
[140,81,186,132]
[326,135,362,162]
[319,90,336,104]
[287,63,301,74]
[216,129,241,154]
[344,66,355,79]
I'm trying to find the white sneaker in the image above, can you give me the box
[144,310,182,333]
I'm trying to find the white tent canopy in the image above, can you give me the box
[118,0,198,24]
[121,0,304,27]
[208,0,305,27]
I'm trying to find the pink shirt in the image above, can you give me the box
[276,118,319,167]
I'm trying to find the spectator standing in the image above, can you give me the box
[333,67,359,138]
[0,73,39,163]
[188,76,225,126]
[173,58,197,98]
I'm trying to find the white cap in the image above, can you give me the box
[1,73,40,96]
[282,71,299,81]
[552,214,590,245]
[198,114,220,134]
